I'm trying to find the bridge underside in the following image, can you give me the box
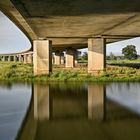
[1,0,140,49]
[1,0,140,74]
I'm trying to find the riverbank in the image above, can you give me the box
[1,62,140,82]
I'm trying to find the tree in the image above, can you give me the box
[109,52,116,60]
[82,52,88,60]
[122,45,138,60]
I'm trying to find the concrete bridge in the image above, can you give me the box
[0,51,33,64]
[0,0,140,75]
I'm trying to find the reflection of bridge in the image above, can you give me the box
[17,83,139,140]
[1,0,140,75]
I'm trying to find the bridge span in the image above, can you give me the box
[0,0,140,74]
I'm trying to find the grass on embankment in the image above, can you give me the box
[1,62,140,82]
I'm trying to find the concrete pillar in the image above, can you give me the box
[65,48,75,68]
[3,56,6,61]
[27,54,33,64]
[88,83,105,121]
[60,52,65,64]
[52,54,55,64]
[74,50,78,65]
[34,84,50,120]
[24,54,27,64]
[54,50,61,65]
[33,40,52,75]
[8,56,10,61]
[19,55,24,62]
[13,56,17,62]
[88,38,106,74]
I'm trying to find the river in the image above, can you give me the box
[0,82,140,140]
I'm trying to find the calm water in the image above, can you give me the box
[1,82,140,140]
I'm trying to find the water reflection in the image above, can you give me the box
[3,82,139,140]
[34,84,50,120]
[88,83,105,121]
[32,83,140,122]
[27,82,140,140]
[0,83,31,140]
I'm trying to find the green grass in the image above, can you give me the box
[107,59,140,64]
[1,61,140,82]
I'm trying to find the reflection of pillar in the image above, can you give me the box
[34,84,50,120]
[88,38,106,74]
[88,83,105,121]
[54,50,61,65]
[33,40,52,75]
[65,48,75,68]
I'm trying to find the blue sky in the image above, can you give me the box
[0,11,140,55]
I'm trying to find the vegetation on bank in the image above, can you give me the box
[1,61,140,82]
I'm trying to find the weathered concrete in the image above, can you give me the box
[88,83,105,121]
[33,40,52,75]
[65,48,75,68]
[88,38,106,74]
[54,50,61,65]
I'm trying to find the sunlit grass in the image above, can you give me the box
[0,62,140,82]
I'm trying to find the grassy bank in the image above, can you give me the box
[1,62,140,82]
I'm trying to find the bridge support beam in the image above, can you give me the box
[88,38,106,75]
[33,40,52,75]
[54,50,61,65]
[65,48,75,68]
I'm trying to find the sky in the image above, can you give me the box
[0,11,140,55]
[0,11,31,54]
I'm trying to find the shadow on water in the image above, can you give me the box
[17,82,140,140]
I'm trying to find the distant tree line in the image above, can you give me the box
[107,45,138,60]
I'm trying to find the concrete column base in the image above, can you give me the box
[33,40,52,75]
[88,38,106,75]
[65,48,75,68]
